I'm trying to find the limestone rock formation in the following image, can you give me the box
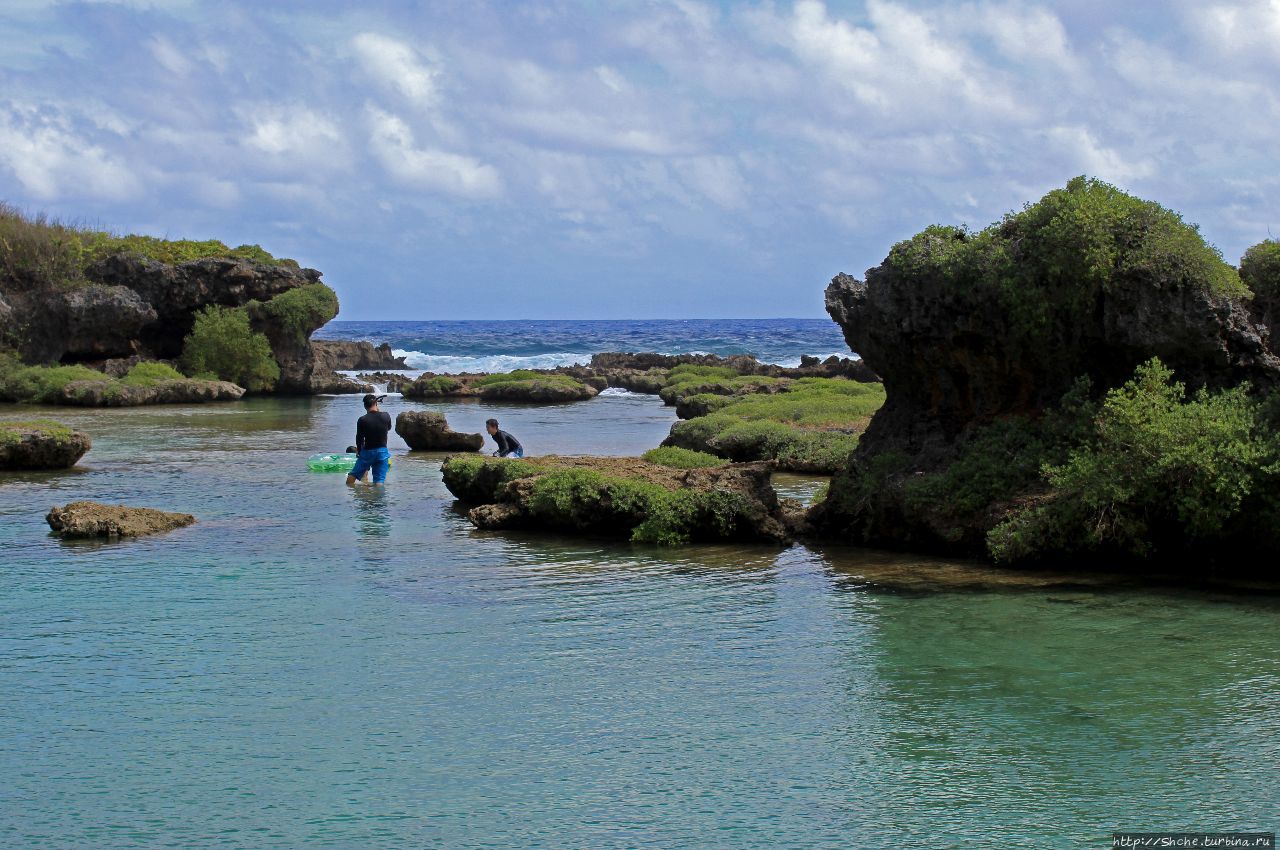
[46,501,196,538]
[311,340,408,372]
[395,411,484,452]
[811,177,1280,561]
[55,378,245,406]
[441,455,796,544]
[2,244,347,395]
[0,420,90,470]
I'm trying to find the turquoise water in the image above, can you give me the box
[2,396,1278,848]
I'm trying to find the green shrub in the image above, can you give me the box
[1,202,298,293]
[988,359,1280,563]
[412,376,463,396]
[441,455,545,503]
[0,362,108,403]
[120,361,185,386]
[180,306,280,391]
[642,446,726,469]
[1240,239,1280,298]
[473,370,584,389]
[248,284,339,344]
[882,177,1248,339]
[664,378,884,473]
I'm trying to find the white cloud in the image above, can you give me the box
[0,104,139,201]
[242,104,346,166]
[352,32,440,105]
[366,106,502,199]
[148,35,193,76]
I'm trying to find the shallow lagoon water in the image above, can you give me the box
[2,395,1278,848]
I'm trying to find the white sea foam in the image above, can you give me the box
[392,350,590,374]
[598,387,641,397]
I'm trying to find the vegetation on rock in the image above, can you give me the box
[180,306,280,391]
[0,418,90,469]
[664,378,885,473]
[0,202,296,292]
[641,446,726,469]
[441,455,792,545]
[246,283,340,346]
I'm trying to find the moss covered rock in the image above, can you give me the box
[403,370,598,403]
[814,178,1280,567]
[0,420,90,469]
[441,454,796,544]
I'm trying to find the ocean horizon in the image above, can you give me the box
[315,317,854,374]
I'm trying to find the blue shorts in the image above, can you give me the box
[351,447,391,483]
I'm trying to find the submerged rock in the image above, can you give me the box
[0,420,91,470]
[395,411,484,452]
[441,455,795,544]
[46,501,195,539]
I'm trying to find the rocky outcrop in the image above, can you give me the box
[3,248,345,395]
[312,340,407,372]
[811,178,1280,559]
[357,372,415,392]
[402,373,599,403]
[579,352,879,384]
[56,378,245,406]
[0,420,90,469]
[395,411,484,451]
[86,254,318,358]
[477,379,597,402]
[46,501,195,538]
[442,455,796,544]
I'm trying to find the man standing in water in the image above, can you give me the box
[486,418,524,458]
[347,394,391,486]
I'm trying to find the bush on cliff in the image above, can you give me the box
[180,306,279,391]
[987,359,1280,564]
[247,283,339,345]
[0,202,298,292]
[883,177,1246,341]
[1241,239,1280,298]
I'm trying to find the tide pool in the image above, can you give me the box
[1,395,1277,848]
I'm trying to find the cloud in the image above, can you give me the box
[0,103,139,201]
[351,32,440,105]
[241,104,346,167]
[365,106,502,199]
[0,0,1276,318]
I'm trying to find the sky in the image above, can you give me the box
[1,0,1277,320]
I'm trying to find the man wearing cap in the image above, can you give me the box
[347,394,392,486]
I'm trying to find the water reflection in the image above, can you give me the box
[351,485,391,540]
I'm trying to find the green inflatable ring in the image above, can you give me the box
[307,453,357,473]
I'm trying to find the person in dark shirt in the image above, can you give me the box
[347,394,392,486]
[486,418,524,458]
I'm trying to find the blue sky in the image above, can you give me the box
[1,0,1277,320]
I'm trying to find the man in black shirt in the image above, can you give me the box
[486,418,524,458]
[347,394,392,486]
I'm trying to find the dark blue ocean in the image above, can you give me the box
[314,318,851,373]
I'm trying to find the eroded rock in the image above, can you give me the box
[46,501,195,538]
[0,420,90,470]
[395,411,484,452]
